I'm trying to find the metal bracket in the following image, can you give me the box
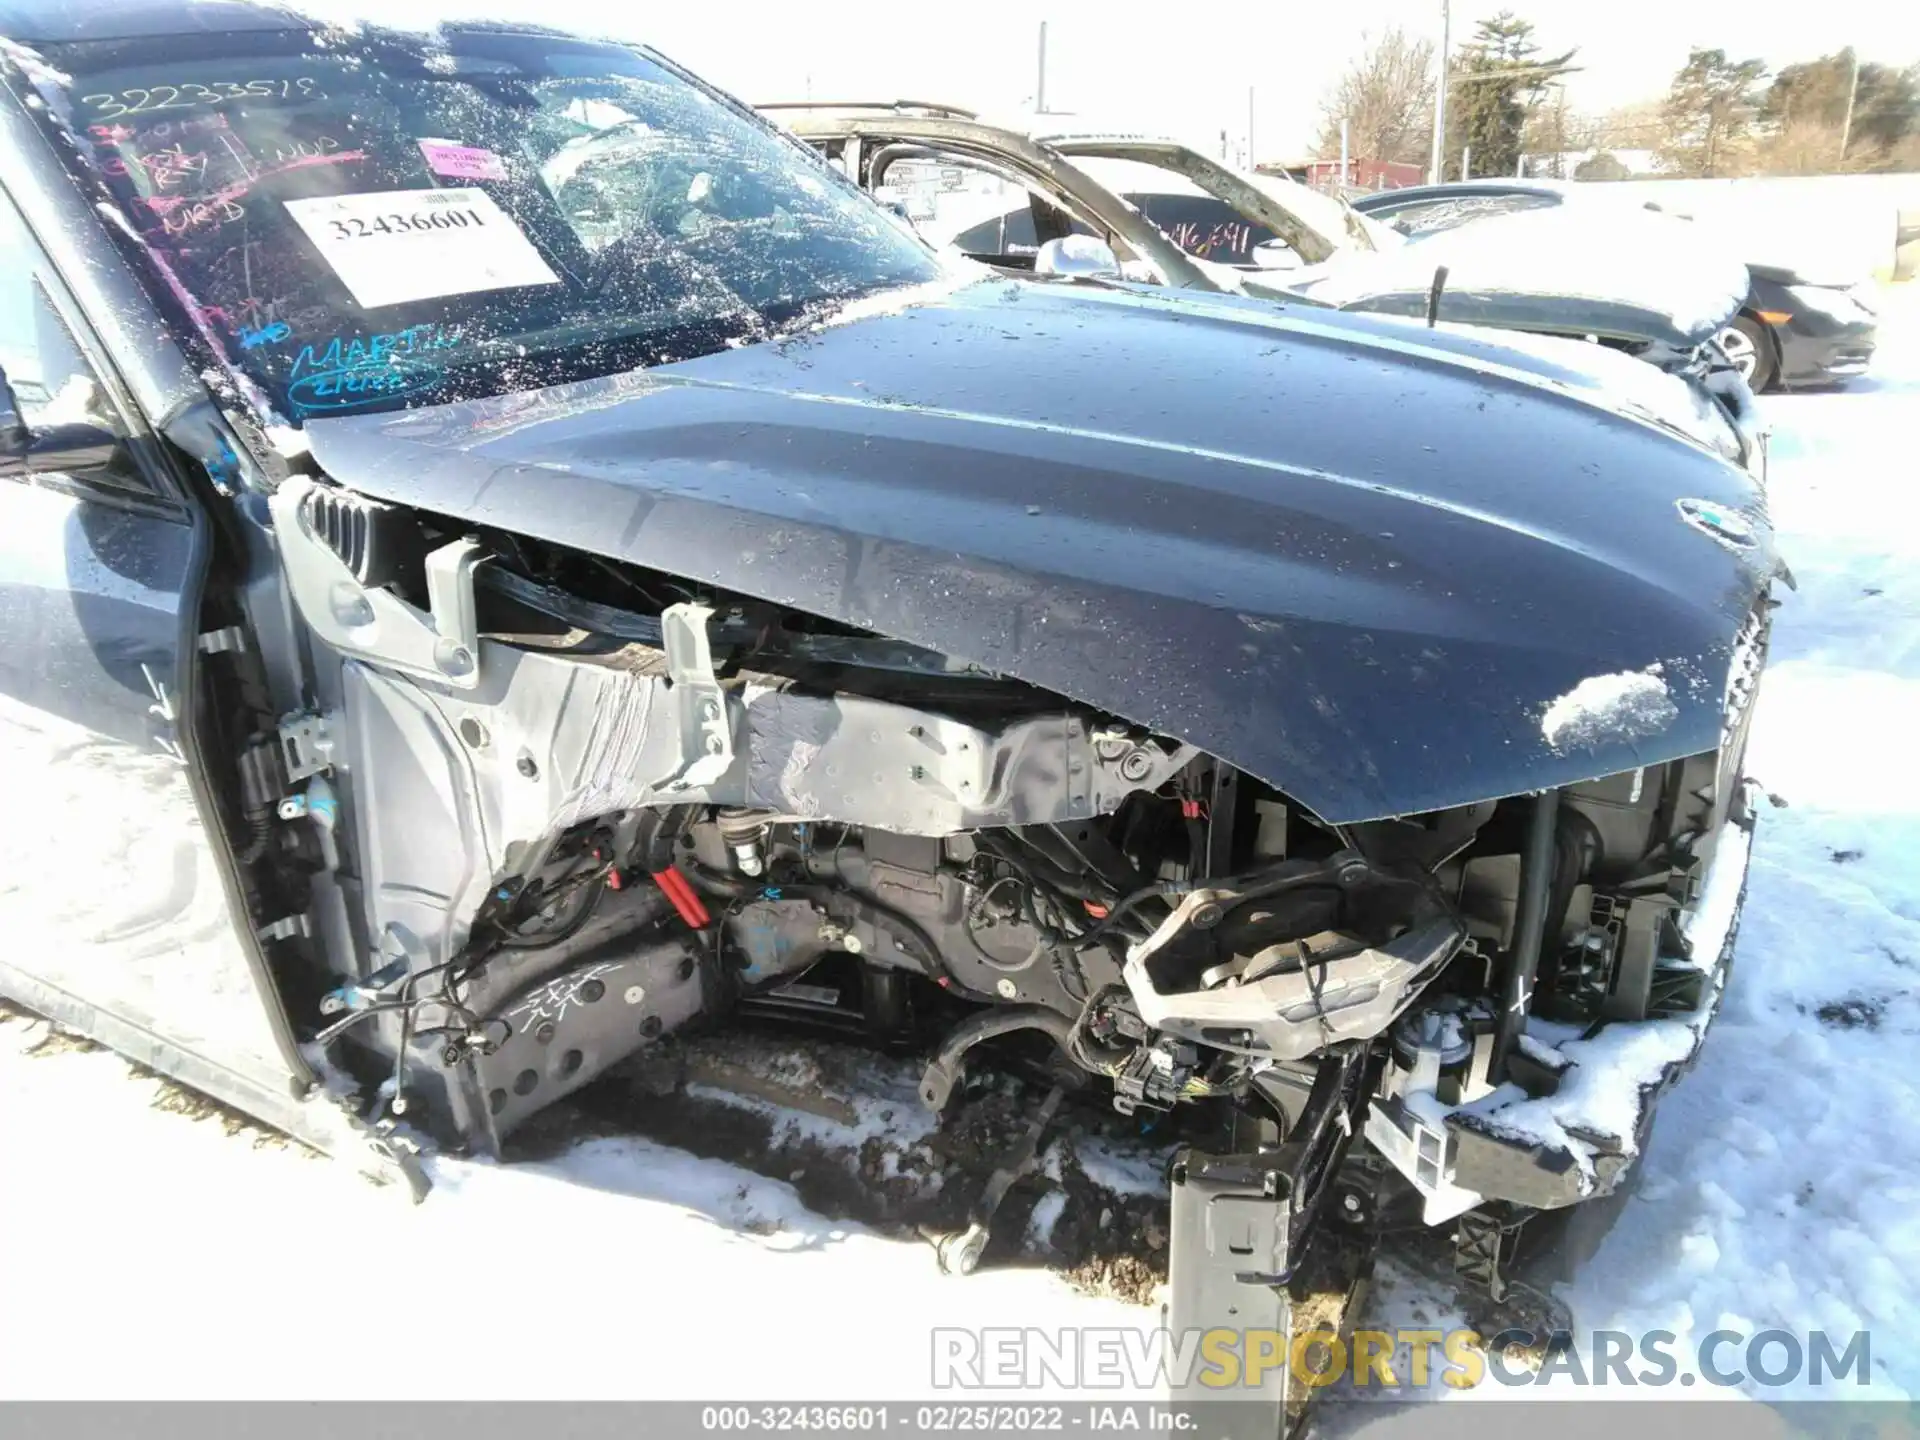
[1364,1093,1483,1225]
[659,601,735,790]
[1168,1150,1292,1415]
[277,712,336,782]
[258,914,312,943]
[196,625,247,655]
[268,475,488,691]
[318,955,412,1017]
[422,536,485,682]
[1126,914,1465,1061]
[1453,1207,1528,1303]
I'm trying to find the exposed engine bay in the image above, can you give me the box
[0,13,1786,1426]
[224,474,1763,1328]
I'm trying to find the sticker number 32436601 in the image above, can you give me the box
[282,188,559,310]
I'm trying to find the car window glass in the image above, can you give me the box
[0,201,140,483]
[27,30,940,423]
[1071,152,1376,260]
[879,156,1050,257]
[1122,192,1281,266]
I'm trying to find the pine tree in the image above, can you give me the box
[1444,12,1574,179]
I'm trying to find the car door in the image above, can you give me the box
[0,181,303,1097]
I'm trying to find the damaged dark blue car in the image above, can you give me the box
[0,6,1776,1418]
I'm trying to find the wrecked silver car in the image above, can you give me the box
[0,9,1774,1419]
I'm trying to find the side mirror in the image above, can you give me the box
[1034,235,1120,279]
[0,363,121,480]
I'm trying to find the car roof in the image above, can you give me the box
[0,0,313,44]
[761,102,1213,153]
[0,1,591,45]
[759,100,980,121]
[1358,180,1573,207]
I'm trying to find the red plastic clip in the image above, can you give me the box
[650,866,712,929]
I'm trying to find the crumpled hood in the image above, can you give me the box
[301,274,1776,823]
[1285,207,1751,350]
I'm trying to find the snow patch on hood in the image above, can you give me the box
[1542,667,1680,753]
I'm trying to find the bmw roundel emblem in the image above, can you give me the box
[1676,498,1757,548]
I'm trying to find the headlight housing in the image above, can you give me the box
[1784,283,1874,326]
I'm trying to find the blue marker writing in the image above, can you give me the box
[287,323,464,412]
[237,320,291,350]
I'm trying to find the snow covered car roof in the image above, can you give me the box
[1295,205,1753,348]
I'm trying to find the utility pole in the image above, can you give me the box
[1461,143,1472,179]
[1339,116,1350,189]
[1248,86,1257,169]
[1036,21,1049,114]
[1838,48,1860,166]
[1428,0,1450,183]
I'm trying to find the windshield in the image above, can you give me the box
[29,26,941,420]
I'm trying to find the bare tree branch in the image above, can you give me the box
[1313,27,1437,167]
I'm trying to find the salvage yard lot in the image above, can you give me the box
[1,285,1915,1406]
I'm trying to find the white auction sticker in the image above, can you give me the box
[282,188,559,310]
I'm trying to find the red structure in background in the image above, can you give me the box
[1281,158,1425,193]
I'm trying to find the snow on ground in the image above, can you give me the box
[0,1014,1154,1400]
[1,287,1917,1408]
[1554,283,1920,1397]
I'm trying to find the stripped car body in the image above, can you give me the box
[770,104,1765,472]
[0,9,1773,1417]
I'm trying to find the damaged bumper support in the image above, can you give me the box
[1368,810,1754,1216]
[1165,1053,1371,1427]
